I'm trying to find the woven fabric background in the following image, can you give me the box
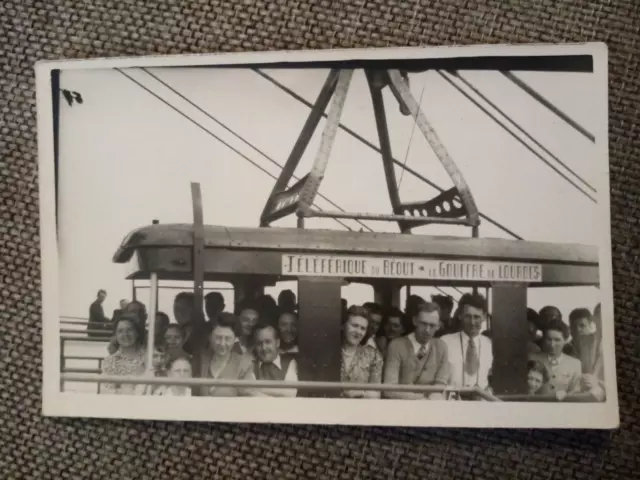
[1,0,639,478]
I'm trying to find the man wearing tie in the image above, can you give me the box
[252,324,298,397]
[441,293,493,394]
[382,302,450,399]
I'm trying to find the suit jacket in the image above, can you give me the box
[383,335,450,399]
[197,349,255,397]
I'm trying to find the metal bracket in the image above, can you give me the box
[387,69,480,229]
[397,187,468,232]
[257,68,480,235]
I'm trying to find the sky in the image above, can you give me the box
[57,64,602,322]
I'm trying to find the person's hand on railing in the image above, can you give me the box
[342,389,366,398]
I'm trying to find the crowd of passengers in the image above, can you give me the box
[88,288,606,400]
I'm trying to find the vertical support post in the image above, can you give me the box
[59,337,64,392]
[260,70,340,226]
[367,71,402,218]
[297,277,343,397]
[131,279,136,302]
[191,182,205,323]
[146,272,159,372]
[490,284,528,395]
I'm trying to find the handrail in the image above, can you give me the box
[497,392,601,402]
[60,319,93,325]
[64,355,106,361]
[60,328,112,336]
[60,335,110,343]
[59,373,497,400]
[63,368,102,374]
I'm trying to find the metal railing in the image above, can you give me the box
[59,373,500,400]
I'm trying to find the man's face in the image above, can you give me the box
[278,313,298,345]
[119,299,128,309]
[461,305,485,337]
[255,327,280,363]
[205,295,225,318]
[98,291,106,303]
[211,326,236,357]
[238,309,259,337]
[385,316,404,339]
[173,299,193,326]
[164,327,184,350]
[544,329,566,356]
[368,313,383,337]
[413,311,440,344]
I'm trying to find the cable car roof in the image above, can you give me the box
[113,224,598,266]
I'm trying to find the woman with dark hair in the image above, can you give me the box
[198,317,255,397]
[527,360,550,395]
[340,305,383,399]
[100,313,147,395]
[528,319,581,398]
[107,300,149,355]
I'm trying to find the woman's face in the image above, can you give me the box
[543,329,566,356]
[344,315,368,347]
[164,327,184,350]
[527,371,544,394]
[385,316,405,339]
[115,320,138,348]
[211,326,236,357]
[169,359,193,378]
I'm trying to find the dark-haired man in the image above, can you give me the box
[252,324,298,397]
[88,289,109,337]
[432,294,456,337]
[233,304,260,356]
[382,302,450,400]
[362,302,383,351]
[204,291,225,328]
[441,293,493,390]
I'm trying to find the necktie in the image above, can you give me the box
[417,344,427,360]
[464,338,480,376]
[260,362,282,380]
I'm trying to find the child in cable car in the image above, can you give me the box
[153,357,193,397]
[526,360,550,396]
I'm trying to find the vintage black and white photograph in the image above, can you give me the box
[37,43,617,428]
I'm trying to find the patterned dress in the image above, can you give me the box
[340,345,383,398]
[100,348,147,395]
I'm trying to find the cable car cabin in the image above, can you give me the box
[113,222,599,398]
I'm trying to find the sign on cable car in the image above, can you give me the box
[282,254,543,283]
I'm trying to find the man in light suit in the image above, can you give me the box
[382,302,450,400]
[441,293,493,392]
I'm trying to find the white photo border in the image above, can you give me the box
[37,42,618,429]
